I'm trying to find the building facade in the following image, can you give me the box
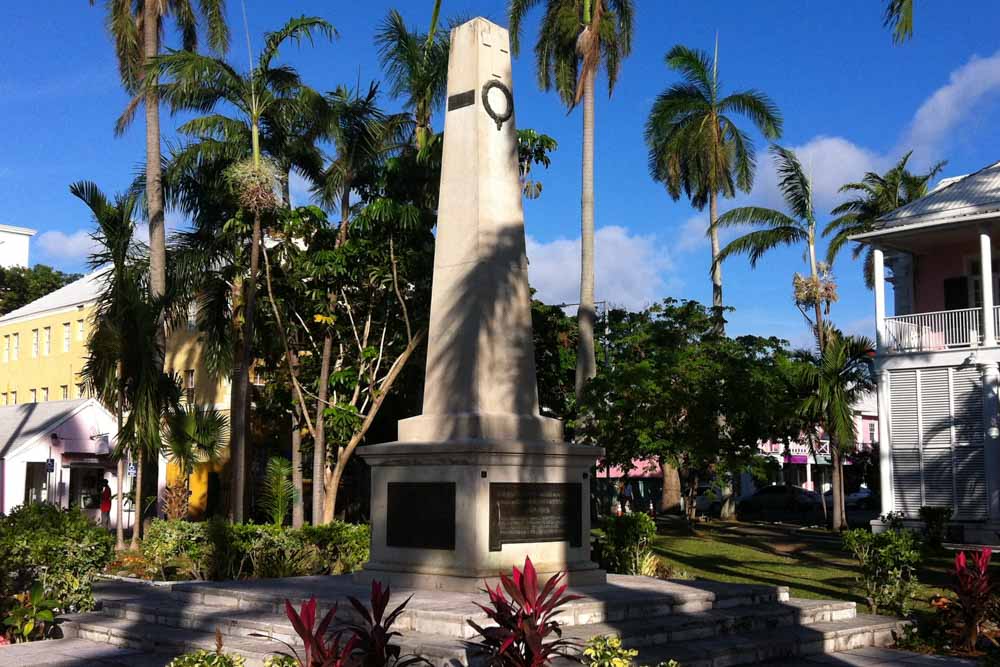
[0,224,35,268]
[855,161,1000,543]
[0,268,231,517]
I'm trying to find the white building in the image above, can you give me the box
[0,224,36,268]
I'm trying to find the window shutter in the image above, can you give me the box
[892,449,923,515]
[920,368,951,448]
[955,447,988,519]
[922,448,954,508]
[889,371,919,448]
[953,367,984,446]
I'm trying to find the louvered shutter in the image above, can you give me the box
[953,367,984,446]
[889,371,919,448]
[955,447,988,519]
[892,449,923,515]
[920,368,951,449]
[922,448,954,507]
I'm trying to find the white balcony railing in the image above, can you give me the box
[884,307,981,352]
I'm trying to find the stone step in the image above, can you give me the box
[163,574,788,633]
[636,615,906,667]
[98,595,855,647]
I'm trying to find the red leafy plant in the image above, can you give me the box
[467,557,582,666]
[341,581,427,667]
[275,597,358,667]
[950,547,995,651]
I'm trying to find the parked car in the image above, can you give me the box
[823,487,878,510]
[736,485,822,521]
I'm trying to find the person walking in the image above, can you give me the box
[100,479,112,530]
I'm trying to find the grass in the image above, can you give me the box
[651,521,952,610]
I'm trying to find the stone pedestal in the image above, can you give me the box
[358,17,604,591]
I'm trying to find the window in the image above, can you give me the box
[187,302,197,332]
[31,329,38,358]
[43,327,50,356]
[60,385,68,400]
[40,387,48,402]
[10,391,16,404]
[62,323,70,352]
[2,335,7,363]
[1,393,6,406]
[76,383,85,399]
[29,389,36,403]
[76,319,84,341]
[185,369,195,404]
[868,422,876,444]
[11,333,18,361]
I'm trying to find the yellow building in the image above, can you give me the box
[0,267,231,515]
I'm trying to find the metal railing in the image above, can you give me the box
[884,307,981,352]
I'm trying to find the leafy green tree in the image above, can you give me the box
[795,328,876,531]
[0,266,80,317]
[90,0,229,368]
[518,129,558,200]
[884,0,914,43]
[73,181,180,549]
[151,16,335,522]
[715,145,833,350]
[531,298,577,426]
[644,41,782,322]
[375,1,449,152]
[509,0,634,398]
[162,405,228,489]
[824,152,943,287]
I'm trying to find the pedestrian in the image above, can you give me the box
[100,479,112,530]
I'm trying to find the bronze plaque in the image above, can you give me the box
[386,482,455,550]
[447,89,475,111]
[489,483,582,551]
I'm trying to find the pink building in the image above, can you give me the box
[854,162,1000,543]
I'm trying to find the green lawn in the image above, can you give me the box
[651,522,952,610]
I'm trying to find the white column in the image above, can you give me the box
[874,246,887,353]
[805,456,813,491]
[982,362,1000,521]
[875,370,893,516]
[981,231,995,347]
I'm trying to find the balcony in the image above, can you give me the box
[883,306,1000,353]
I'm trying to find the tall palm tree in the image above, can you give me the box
[509,0,634,398]
[797,328,876,531]
[90,0,229,361]
[73,181,180,549]
[644,42,782,325]
[150,16,335,522]
[824,152,943,287]
[884,0,914,43]
[162,405,228,492]
[375,2,449,152]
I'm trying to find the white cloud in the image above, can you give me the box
[34,229,99,263]
[675,213,709,253]
[526,225,673,311]
[288,171,313,208]
[901,50,1000,164]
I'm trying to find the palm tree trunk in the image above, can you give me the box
[115,362,125,550]
[831,443,845,531]
[312,334,332,524]
[575,66,597,399]
[290,350,304,528]
[143,0,166,325]
[660,458,681,513]
[709,191,724,330]
[230,213,262,523]
[129,448,143,550]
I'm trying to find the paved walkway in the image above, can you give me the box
[765,646,978,666]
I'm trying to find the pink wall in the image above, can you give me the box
[913,241,980,313]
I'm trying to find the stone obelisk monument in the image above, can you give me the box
[358,17,605,591]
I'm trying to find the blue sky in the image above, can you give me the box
[4,2,1000,347]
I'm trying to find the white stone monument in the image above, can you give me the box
[358,17,605,591]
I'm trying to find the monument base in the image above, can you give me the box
[358,439,606,592]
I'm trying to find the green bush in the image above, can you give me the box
[584,635,637,667]
[842,527,922,616]
[918,506,952,552]
[598,513,657,575]
[137,519,370,582]
[167,650,245,667]
[0,503,114,613]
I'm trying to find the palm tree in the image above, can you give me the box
[797,329,876,531]
[162,405,228,491]
[509,0,634,398]
[645,42,782,325]
[73,181,180,549]
[150,16,335,522]
[824,152,943,287]
[375,2,449,152]
[884,0,914,43]
[90,0,229,363]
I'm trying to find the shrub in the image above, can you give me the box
[583,635,636,667]
[143,519,213,580]
[0,503,114,613]
[342,581,425,667]
[949,547,994,650]
[599,513,657,575]
[3,582,59,643]
[467,556,581,666]
[167,650,246,667]
[261,457,295,527]
[918,506,952,552]
[275,596,355,667]
[842,528,922,616]
[297,522,371,575]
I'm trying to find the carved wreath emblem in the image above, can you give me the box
[482,80,513,130]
